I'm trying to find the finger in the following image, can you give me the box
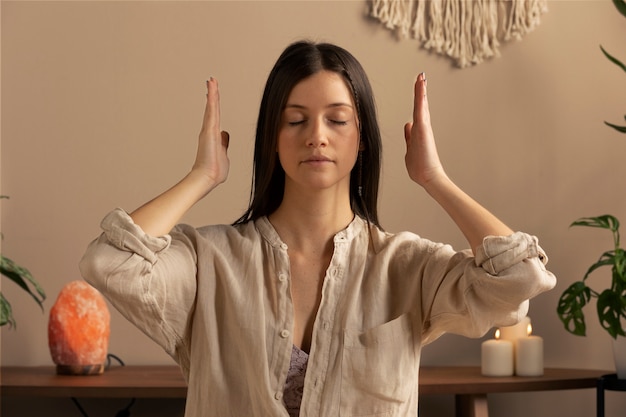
[221,131,230,149]
[202,77,220,133]
[404,122,412,144]
[413,73,430,121]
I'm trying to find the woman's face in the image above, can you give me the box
[277,70,360,197]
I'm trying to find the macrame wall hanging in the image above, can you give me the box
[370,0,548,68]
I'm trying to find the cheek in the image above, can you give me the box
[276,131,288,153]
[341,140,361,171]
[275,135,295,166]
[349,131,362,157]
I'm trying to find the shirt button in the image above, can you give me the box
[280,243,288,250]
[278,273,287,282]
[280,329,290,338]
[275,391,283,400]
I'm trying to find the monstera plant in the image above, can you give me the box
[602,0,626,133]
[557,215,625,339]
[557,0,626,340]
[1,196,46,328]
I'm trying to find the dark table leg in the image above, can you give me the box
[597,376,605,417]
[455,394,489,417]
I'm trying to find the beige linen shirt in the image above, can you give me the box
[80,208,556,417]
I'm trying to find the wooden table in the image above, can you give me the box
[1,365,186,399]
[1,366,608,416]
[418,366,608,417]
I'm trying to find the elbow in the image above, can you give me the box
[79,253,103,292]
[492,256,557,303]
[79,253,98,288]
[78,236,112,292]
[523,256,557,300]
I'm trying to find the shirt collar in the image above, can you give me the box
[255,215,365,249]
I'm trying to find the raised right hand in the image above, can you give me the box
[129,78,230,236]
[192,77,230,188]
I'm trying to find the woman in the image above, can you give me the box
[80,41,556,417]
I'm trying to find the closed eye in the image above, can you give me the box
[331,120,348,126]
[288,120,306,126]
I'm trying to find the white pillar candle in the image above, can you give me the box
[515,323,544,376]
[481,329,514,377]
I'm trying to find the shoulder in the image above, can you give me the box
[173,217,288,254]
[176,219,263,244]
[366,222,446,257]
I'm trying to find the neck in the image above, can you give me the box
[269,187,354,251]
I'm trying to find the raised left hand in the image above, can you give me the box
[403,73,446,187]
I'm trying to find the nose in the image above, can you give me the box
[306,118,329,148]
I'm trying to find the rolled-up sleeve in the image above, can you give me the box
[421,231,556,344]
[79,208,197,368]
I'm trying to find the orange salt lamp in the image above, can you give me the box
[48,280,110,375]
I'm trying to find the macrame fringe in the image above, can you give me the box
[370,0,548,68]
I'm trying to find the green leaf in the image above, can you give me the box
[611,0,626,19]
[571,215,620,231]
[557,281,592,336]
[583,250,618,282]
[604,120,626,133]
[0,256,46,310]
[614,248,626,283]
[0,197,46,328]
[601,45,626,73]
[0,293,16,328]
[597,289,626,338]
[571,215,621,249]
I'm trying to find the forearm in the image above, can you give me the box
[130,170,219,236]
[423,174,514,253]
[130,78,229,237]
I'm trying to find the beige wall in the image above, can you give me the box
[2,1,626,416]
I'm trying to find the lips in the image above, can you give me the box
[302,154,333,163]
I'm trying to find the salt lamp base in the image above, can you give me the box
[56,364,105,376]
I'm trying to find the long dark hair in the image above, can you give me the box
[234,40,382,227]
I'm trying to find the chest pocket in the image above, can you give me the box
[340,313,417,416]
